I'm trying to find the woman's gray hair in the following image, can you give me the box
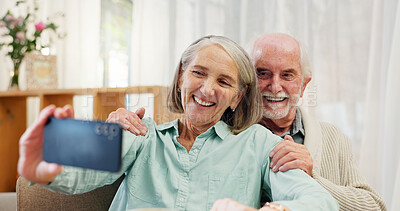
[168,35,263,134]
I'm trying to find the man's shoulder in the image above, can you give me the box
[299,107,346,137]
[317,121,348,138]
[299,108,350,147]
[303,118,352,149]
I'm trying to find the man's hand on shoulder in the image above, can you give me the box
[269,135,313,177]
[106,107,148,136]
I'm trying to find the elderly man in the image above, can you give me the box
[252,33,386,211]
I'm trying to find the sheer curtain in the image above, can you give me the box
[50,0,102,89]
[359,0,400,209]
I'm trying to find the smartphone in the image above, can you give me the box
[43,117,122,172]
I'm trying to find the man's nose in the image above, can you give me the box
[200,79,216,96]
[268,76,283,94]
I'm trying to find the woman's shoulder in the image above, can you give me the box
[236,123,282,147]
[231,123,282,167]
[122,117,158,144]
[142,117,157,128]
[241,123,277,137]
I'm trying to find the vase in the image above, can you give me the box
[8,68,19,90]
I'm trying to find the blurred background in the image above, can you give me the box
[0,0,399,209]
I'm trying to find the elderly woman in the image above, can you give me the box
[18,35,337,211]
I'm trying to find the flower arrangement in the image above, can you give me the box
[0,0,61,90]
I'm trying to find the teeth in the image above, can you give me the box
[264,96,286,102]
[194,96,215,106]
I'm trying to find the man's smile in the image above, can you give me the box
[264,96,287,102]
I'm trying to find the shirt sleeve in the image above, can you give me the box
[256,126,339,211]
[43,118,154,195]
[265,169,339,211]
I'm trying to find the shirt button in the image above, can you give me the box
[179,197,184,202]
[193,149,198,153]
[183,172,188,177]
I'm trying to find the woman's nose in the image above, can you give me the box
[200,80,216,96]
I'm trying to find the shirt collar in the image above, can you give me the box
[292,107,305,136]
[156,119,179,131]
[156,119,232,140]
[213,121,232,140]
[281,107,305,137]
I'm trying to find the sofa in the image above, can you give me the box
[0,192,17,211]
[16,175,124,211]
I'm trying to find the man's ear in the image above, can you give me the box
[231,85,248,110]
[300,77,311,97]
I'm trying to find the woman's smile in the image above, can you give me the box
[193,95,216,107]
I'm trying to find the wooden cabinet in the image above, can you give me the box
[0,86,178,192]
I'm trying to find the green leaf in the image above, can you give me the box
[46,22,58,31]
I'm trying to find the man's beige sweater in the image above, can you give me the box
[300,107,386,211]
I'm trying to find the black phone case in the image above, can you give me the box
[43,117,122,172]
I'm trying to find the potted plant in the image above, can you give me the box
[0,0,61,90]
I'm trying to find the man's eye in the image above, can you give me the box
[258,72,266,76]
[282,73,295,79]
[256,72,265,77]
[256,70,270,79]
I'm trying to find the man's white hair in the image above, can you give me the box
[251,33,312,80]
[298,41,312,80]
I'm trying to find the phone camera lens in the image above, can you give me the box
[103,125,109,135]
[110,125,119,137]
[95,124,102,135]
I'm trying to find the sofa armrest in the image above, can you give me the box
[0,192,17,211]
[17,175,124,211]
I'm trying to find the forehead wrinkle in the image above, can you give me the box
[255,45,300,72]
[192,65,208,70]
[194,45,239,81]
[192,64,238,85]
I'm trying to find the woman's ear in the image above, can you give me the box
[231,85,247,110]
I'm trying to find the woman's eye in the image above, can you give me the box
[219,80,231,87]
[192,70,204,76]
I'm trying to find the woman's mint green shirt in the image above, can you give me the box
[47,118,338,211]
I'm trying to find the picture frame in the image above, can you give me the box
[25,53,58,90]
